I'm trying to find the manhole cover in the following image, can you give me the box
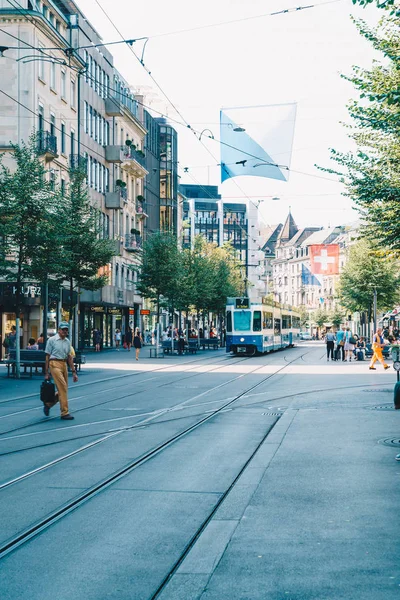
[363,389,392,393]
[379,438,400,448]
[368,404,395,411]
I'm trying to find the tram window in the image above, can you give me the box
[274,319,281,335]
[226,311,232,333]
[253,311,262,332]
[292,316,300,328]
[282,314,291,329]
[263,311,273,329]
[234,311,251,331]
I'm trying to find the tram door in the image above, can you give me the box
[274,318,281,348]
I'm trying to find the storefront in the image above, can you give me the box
[0,282,42,358]
[79,303,128,349]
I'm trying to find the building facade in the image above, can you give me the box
[0,0,151,351]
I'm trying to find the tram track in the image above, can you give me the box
[0,348,308,559]
[0,353,254,435]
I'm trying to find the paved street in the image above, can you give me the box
[1,342,399,600]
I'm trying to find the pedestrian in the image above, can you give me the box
[26,337,39,350]
[335,326,346,361]
[356,337,366,361]
[44,322,78,420]
[93,328,102,352]
[325,330,336,361]
[125,327,133,351]
[177,328,185,355]
[369,328,390,371]
[344,327,355,362]
[37,332,45,350]
[8,326,17,350]
[133,328,142,361]
[114,328,121,350]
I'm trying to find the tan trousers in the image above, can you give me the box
[49,360,70,416]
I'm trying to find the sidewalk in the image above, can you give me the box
[159,380,400,600]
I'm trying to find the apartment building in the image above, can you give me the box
[0,0,149,349]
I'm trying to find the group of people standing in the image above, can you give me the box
[325,327,390,370]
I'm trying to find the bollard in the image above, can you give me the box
[391,347,400,409]
[394,381,400,410]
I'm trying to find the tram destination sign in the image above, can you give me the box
[235,297,250,309]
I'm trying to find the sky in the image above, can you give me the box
[76,0,382,229]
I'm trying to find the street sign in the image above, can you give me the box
[235,298,250,309]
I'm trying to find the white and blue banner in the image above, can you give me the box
[220,103,297,183]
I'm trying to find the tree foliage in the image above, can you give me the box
[323,11,400,254]
[312,307,330,328]
[338,239,400,313]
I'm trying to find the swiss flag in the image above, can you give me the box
[310,244,339,275]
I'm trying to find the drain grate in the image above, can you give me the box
[379,438,400,448]
[368,404,395,411]
[363,389,392,393]
[261,412,282,416]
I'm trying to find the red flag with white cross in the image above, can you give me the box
[310,244,339,275]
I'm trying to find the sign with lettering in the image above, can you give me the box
[140,309,150,315]
[90,306,105,313]
[108,307,122,316]
[235,297,250,309]
[129,309,135,315]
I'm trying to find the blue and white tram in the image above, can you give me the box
[225,297,301,356]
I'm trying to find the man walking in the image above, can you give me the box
[325,330,336,361]
[369,328,390,371]
[44,322,78,420]
[335,326,346,361]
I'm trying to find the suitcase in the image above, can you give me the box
[40,379,56,404]
[356,350,364,361]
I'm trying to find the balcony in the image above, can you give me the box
[37,131,58,162]
[121,147,148,178]
[105,145,125,163]
[105,187,127,209]
[69,154,88,172]
[124,234,142,252]
[105,96,123,116]
[136,203,148,219]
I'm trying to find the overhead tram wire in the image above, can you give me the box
[0,19,340,185]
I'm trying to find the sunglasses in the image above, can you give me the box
[61,328,69,331]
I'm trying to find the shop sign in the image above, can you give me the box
[108,307,122,316]
[0,283,42,298]
[129,308,135,315]
[90,305,106,313]
[140,309,150,315]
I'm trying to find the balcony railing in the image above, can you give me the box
[123,147,146,168]
[105,187,127,209]
[69,154,88,172]
[37,131,58,160]
[124,234,142,251]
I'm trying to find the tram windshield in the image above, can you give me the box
[234,310,252,331]
[253,311,262,332]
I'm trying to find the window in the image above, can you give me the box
[49,12,54,26]
[233,311,251,332]
[84,50,89,83]
[38,104,44,131]
[61,122,65,154]
[42,4,48,19]
[50,113,55,137]
[282,315,291,329]
[87,156,91,186]
[50,59,56,90]
[70,128,75,155]
[105,74,109,98]
[262,312,273,329]
[61,178,65,196]
[105,167,109,192]
[84,101,88,133]
[55,20,60,32]
[61,70,66,99]
[274,319,281,335]
[71,79,76,109]
[253,311,262,332]
[38,44,45,80]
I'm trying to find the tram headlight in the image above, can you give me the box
[240,337,245,342]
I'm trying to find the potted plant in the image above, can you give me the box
[116,179,126,188]
[125,139,132,146]
[136,195,145,202]
[130,228,140,235]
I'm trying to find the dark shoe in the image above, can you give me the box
[43,405,50,416]
[369,367,376,370]
[61,414,74,420]
[384,365,390,370]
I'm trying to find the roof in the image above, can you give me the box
[282,227,320,247]
[262,224,282,253]
[300,226,343,247]
[276,211,298,245]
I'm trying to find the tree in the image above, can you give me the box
[0,138,63,377]
[338,239,400,320]
[313,307,329,329]
[58,167,116,332]
[323,11,400,254]
[330,306,345,329]
[136,231,181,324]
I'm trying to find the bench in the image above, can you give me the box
[161,340,198,355]
[199,338,219,350]
[4,350,86,377]
[5,350,46,378]
[365,343,390,359]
